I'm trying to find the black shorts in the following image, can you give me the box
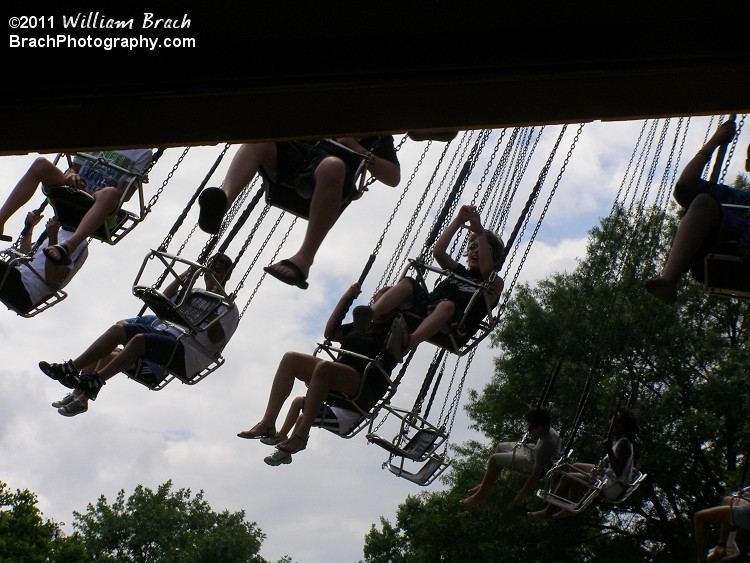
[0,261,34,313]
[270,141,362,200]
[690,206,750,281]
[122,322,186,376]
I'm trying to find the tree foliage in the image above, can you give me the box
[364,196,750,562]
[72,480,266,563]
[0,481,87,563]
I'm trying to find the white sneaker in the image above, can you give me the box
[264,449,292,466]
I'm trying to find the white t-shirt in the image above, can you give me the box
[19,228,88,305]
[73,149,153,192]
[168,303,240,376]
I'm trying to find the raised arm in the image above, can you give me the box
[323,283,362,340]
[674,120,735,199]
[463,205,497,282]
[335,137,401,187]
[19,209,42,254]
[432,206,471,271]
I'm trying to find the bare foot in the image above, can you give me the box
[237,422,276,440]
[527,509,553,521]
[643,276,678,305]
[276,433,308,455]
[707,544,726,561]
[459,494,485,507]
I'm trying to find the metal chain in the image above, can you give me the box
[145,147,190,212]
[500,124,583,311]
[239,213,298,319]
[611,120,649,215]
[721,113,747,184]
[159,143,231,253]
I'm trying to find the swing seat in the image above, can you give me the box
[366,405,448,462]
[123,327,226,390]
[0,248,68,317]
[536,461,605,514]
[368,427,445,461]
[704,253,750,300]
[124,359,174,390]
[313,342,397,438]
[385,452,451,486]
[43,185,135,245]
[605,471,647,504]
[133,250,234,335]
[262,140,371,220]
[400,259,500,355]
[42,150,152,245]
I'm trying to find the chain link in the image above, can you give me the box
[145,147,190,213]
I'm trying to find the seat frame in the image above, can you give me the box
[44,151,152,245]
[262,139,372,219]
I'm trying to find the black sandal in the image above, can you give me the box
[263,259,309,290]
[276,433,308,454]
[237,422,276,440]
[44,242,72,266]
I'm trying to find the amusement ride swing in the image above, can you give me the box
[699,114,750,299]
[0,147,186,317]
[533,115,707,514]
[346,123,588,485]
[124,134,444,391]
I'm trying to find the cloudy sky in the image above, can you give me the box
[0,115,747,562]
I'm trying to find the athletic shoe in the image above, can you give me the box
[264,449,292,466]
[76,372,104,401]
[51,393,77,408]
[58,397,88,417]
[39,360,80,389]
[260,434,288,446]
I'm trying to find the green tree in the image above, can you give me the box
[73,480,266,562]
[364,198,750,562]
[0,481,88,563]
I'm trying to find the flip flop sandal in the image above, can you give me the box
[43,243,71,266]
[198,186,228,234]
[0,233,11,243]
[263,259,309,290]
[276,433,308,454]
[237,422,276,440]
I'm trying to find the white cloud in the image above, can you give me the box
[0,116,746,562]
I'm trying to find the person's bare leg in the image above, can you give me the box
[71,324,129,374]
[280,361,360,452]
[644,194,721,304]
[0,158,66,233]
[222,143,277,206]
[694,505,732,562]
[674,121,736,208]
[268,156,346,280]
[459,456,502,507]
[277,396,305,438]
[63,187,121,250]
[408,300,455,351]
[239,352,321,437]
[94,334,146,381]
[370,279,414,324]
